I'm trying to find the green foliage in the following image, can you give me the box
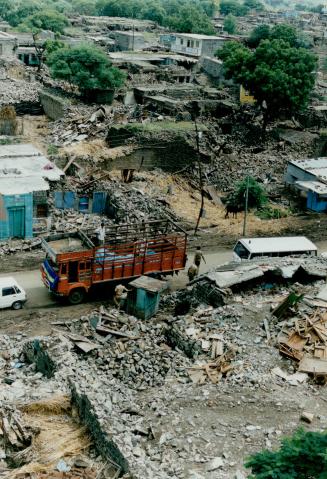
[44,39,65,55]
[47,44,126,94]
[47,144,59,155]
[247,23,308,49]
[72,0,97,15]
[256,205,289,220]
[4,0,43,27]
[243,0,264,10]
[1,0,217,35]
[310,3,324,13]
[97,0,215,34]
[165,4,215,34]
[224,14,237,34]
[246,428,327,478]
[19,10,70,34]
[247,24,270,48]
[234,177,267,209]
[220,0,248,16]
[217,39,317,127]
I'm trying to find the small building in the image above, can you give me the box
[0,144,64,239]
[0,31,17,58]
[114,31,145,51]
[170,33,227,58]
[17,47,39,67]
[126,275,167,320]
[285,157,327,212]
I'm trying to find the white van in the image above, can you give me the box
[233,236,318,261]
[0,277,27,310]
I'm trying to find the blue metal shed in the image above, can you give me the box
[126,276,167,320]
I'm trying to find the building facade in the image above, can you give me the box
[170,34,227,58]
[0,144,64,240]
[285,157,327,212]
[0,31,16,58]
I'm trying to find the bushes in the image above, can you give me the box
[246,428,327,479]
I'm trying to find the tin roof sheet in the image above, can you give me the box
[129,275,167,292]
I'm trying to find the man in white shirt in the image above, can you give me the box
[95,222,106,246]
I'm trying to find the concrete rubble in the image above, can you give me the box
[2,253,327,477]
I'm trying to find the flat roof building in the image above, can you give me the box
[0,144,64,239]
[170,33,228,58]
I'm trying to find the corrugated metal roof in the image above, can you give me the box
[129,275,167,292]
[238,236,317,254]
[290,157,327,171]
[295,180,327,195]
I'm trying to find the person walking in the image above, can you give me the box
[194,246,206,268]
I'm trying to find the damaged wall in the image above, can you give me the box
[70,382,129,477]
[105,124,201,172]
[39,91,68,121]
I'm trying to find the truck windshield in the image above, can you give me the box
[47,257,59,272]
[234,242,250,259]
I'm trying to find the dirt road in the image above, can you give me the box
[4,237,327,310]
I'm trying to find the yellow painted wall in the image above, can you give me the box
[240,85,256,105]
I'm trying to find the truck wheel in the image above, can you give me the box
[68,289,85,305]
[12,301,22,310]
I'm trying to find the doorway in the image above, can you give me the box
[8,207,25,238]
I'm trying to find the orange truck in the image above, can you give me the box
[41,219,187,304]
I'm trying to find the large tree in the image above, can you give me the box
[20,10,70,34]
[217,39,317,129]
[220,0,248,16]
[224,14,237,34]
[47,44,126,98]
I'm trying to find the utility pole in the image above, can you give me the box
[194,118,204,235]
[242,175,249,237]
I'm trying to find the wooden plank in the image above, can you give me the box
[96,325,139,339]
[299,356,327,374]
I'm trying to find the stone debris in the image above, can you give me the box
[300,411,314,424]
[0,238,41,256]
[2,264,327,478]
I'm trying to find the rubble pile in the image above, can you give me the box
[277,307,327,382]
[0,79,40,106]
[48,176,179,230]
[0,238,41,256]
[48,104,136,147]
[55,307,192,389]
[203,120,319,192]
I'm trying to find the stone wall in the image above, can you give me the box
[70,382,129,477]
[164,325,202,359]
[39,91,68,120]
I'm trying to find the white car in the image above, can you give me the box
[0,277,27,310]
